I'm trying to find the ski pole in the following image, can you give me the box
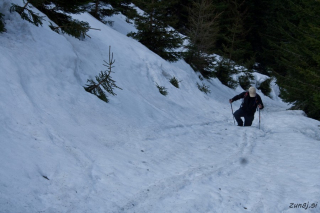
[258,107,261,129]
[231,103,235,125]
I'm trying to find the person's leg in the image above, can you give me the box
[244,114,254,126]
[233,108,245,126]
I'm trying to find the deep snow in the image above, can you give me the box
[0,1,320,212]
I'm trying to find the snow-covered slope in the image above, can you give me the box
[1,1,320,212]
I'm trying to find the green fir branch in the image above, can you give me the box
[84,46,122,103]
[10,2,44,27]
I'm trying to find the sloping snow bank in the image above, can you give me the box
[1,1,320,213]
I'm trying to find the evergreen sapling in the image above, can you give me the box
[84,46,122,103]
[197,82,211,94]
[156,83,168,96]
[169,76,181,88]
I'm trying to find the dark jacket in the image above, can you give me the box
[231,91,264,116]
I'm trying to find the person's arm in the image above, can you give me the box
[257,95,264,109]
[230,92,246,103]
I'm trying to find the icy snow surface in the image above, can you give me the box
[0,1,320,212]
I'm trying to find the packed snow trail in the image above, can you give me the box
[111,112,320,213]
[1,1,320,212]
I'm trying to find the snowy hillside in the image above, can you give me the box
[1,0,320,212]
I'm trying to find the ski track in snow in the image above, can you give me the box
[110,113,320,213]
[114,123,270,213]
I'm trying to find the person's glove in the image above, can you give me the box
[229,99,233,103]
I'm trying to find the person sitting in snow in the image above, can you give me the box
[229,87,264,127]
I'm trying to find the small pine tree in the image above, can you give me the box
[84,46,122,103]
[197,82,211,94]
[156,84,168,96]
[0,13,6,33]
[169,77,180,88]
